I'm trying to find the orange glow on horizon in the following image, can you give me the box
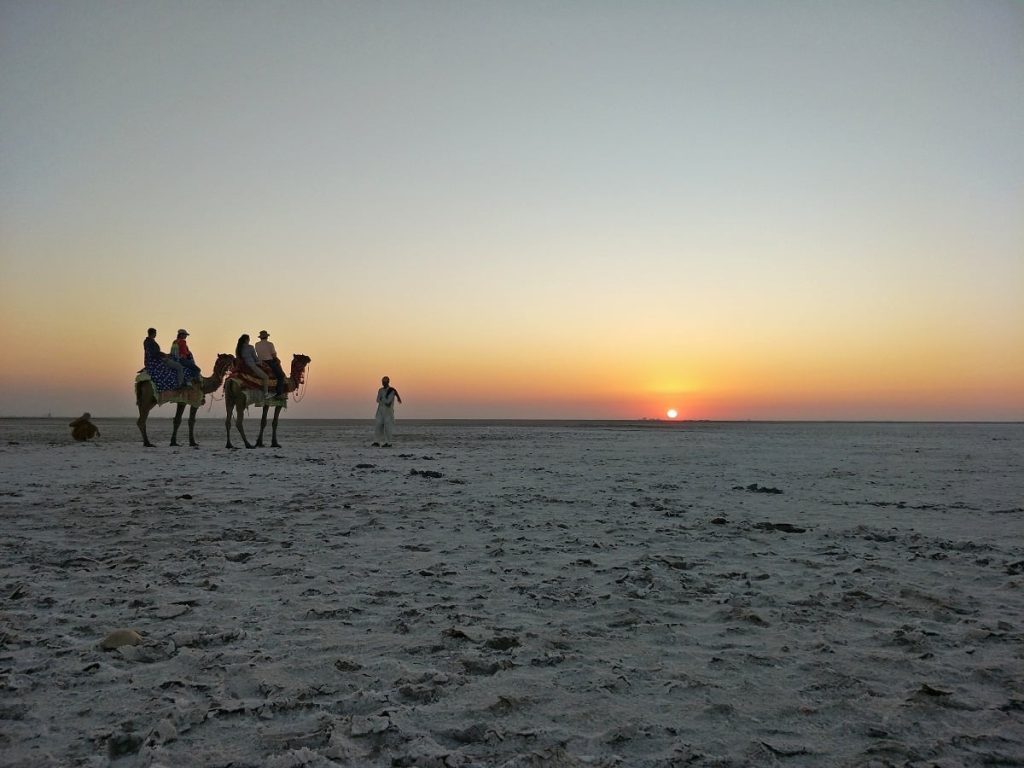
[0,296,1020,419]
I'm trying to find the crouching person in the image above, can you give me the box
[69,413,100,441]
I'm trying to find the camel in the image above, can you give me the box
[135,353,236,447]
[224,354,311,449]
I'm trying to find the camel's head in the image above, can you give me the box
[214,352,236,372]
[290,354,311,384]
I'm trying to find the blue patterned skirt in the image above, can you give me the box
[144,359,200,392]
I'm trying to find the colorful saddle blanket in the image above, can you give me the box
[241,389,288,408]
[227,367,290,408]
[136,372,205,407]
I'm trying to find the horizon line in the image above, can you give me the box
[1,416,1021,425]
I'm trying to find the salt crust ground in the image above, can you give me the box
[1,418,1022,767]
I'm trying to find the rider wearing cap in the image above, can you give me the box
[255,330,286,398]
[170,328,201,386]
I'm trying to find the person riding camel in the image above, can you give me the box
[235,333,271,398]
[144,328,184,388]
[254,330,286,399]
[170,329,201,387]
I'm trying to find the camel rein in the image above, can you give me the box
[293,362,309,402]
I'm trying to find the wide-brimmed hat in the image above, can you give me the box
[177,329,189,336]
[258,330,269,338]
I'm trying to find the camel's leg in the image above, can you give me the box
[224,387,254,449]
[188,406,200,447]
[255,405,270,447]
[237,405,255,449]
[137,397,156,448]
[170,403,186,446]
[233,404,254,449]
[225,396,236,448]
[270,406,282,448]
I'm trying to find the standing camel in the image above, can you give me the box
[224,354,311,449]
[136,353,236,447]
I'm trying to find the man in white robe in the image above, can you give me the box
[373,376,402,447]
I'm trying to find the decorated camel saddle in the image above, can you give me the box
[225,354,310,408]
[135,362,205,407]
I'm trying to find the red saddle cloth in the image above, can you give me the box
[228,363,287,392]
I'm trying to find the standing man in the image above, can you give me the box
[255,330,286,398]
[373,376,402,447]
[144,328,183,388]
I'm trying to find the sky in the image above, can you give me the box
[1,1,1022,420]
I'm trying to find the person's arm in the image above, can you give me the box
[393,390,402,404]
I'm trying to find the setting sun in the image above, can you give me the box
[666,409,678,419]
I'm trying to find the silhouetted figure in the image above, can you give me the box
[144,327,184,388]
[69,413,99,441]
[236,334,270,398]
[372,376,402,447]
[255,330,286,398]
[170,328,201,386]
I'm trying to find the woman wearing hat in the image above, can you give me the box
[170,329,201,387]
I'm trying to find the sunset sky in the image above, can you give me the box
[1,2,1022,420]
